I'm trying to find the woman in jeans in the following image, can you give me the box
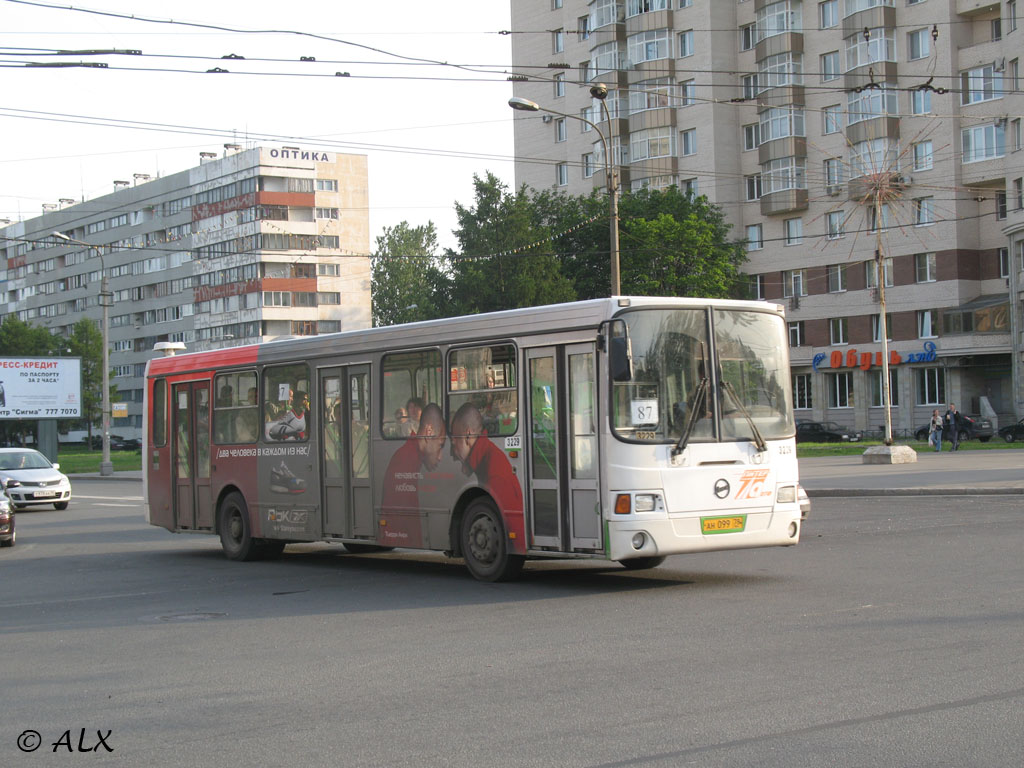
[928,408,944,452]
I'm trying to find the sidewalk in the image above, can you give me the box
[799,448,1024,497]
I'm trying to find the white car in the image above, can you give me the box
[0,448,72,510]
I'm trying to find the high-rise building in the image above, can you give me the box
[0,146,371,438]
[510,0,1024,430]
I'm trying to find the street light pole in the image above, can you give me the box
[53,231,113,476]
[509,84,621,296]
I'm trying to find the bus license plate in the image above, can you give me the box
[701,515,746,534]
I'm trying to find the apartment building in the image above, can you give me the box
[0,146,371,438]
[510,0,1024,429]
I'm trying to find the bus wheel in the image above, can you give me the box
[461,498,524,582]
[218,492,259,561]
[619,556,666,571]
[343,543,394,554]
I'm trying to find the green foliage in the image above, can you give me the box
[369,177,748,323]
[371,222,447,327]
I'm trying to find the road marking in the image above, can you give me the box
[95,503,140,507]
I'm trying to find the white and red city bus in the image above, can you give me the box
[144,297,803,581]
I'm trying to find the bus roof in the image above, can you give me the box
[146,296,784,377]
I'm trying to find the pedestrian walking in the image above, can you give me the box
[944,402,963,452]
[928,408,944,452]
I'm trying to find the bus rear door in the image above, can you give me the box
[525,344,601,552]
[172,381,213,530]
[319,365,373,539]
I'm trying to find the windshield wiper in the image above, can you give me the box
[720,379,767,453]
[672,376,708,458]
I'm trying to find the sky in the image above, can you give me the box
[0,0,519,251]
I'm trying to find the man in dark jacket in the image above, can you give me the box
[944,402,963,452]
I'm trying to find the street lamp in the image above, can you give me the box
[509,83,621,296]
[53,231,113,476]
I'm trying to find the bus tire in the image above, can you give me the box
[343,543,394,554]
[460,498,524,582]
[218,492,260,561]
[619,556,666,571]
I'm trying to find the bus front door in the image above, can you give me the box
[320,366,373,539]
[526,344,601,552]
[172,381,212,530]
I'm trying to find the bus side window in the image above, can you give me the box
[263,364,310,442]
[447,344,518,437]
[152,378,167,446]
[213,371,258,444]
[381,350,441,439]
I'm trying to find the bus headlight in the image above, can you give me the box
[634,494,657,512]
[776,485,796,504]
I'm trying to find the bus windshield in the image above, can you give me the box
[612,308,794,443]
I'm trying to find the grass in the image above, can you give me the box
[55,445,142,474]
[797,438,1019,457]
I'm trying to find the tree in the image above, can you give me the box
[371,222,449,326]
[448,172,575,315]
[65,318,106,443]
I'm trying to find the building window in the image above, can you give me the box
[679,79,696,106]
[316,179,338,192]
[757,1,802,42]
[827,264,847,292]
[870,369,899,408]
[555,118,567,142]
[763,155,806,191]
[845,27,895,72]
[824,158,843,189]
[962,123,1006,163]
[821,51,840,81]
[743,123,760,150]
[911,88,932,114]
[868,203,892,232]
[865,257,894,288]
[740,23,755,51]
[759,106,805,141]
[582,153,595,178]
[680,128,697,156]
[751,274,766,300]
[1013,119,1022,152]
[789,321,805,347]
[915,252,937,282]
[628,28,672,63]
[315,207,339,219]
[758,52,803,91]
[917,309,938,338]
[912,140,933,170]
[850,138,898,178]
[913,197,935,226]
[677,29,694,57]
[1016,178,1024,210]
[553,29,564,54]
[629,78,674,113]
[793,373,812,409]
[554,73,565,99]
[577,15,591,41]
[826,210,846,239]
[783,269,807,297]
[827,372,853,408]
[999,247,1010,278]
[556,163,568,186]
[626,0,669,17]
[908,28,930,60]
[872,313,893,343]
[1010,1,1018,32]
[916,367,945,406]
[785,218,803,245]
[819,0,838,29]
[745,174,763,201]
[847,85,898,125]
[746,224,763,251]
[630,126,674,161]
[961,65,1003,104]
[822,104,842,134]
[681,177,698,196]
[830,317,849,345]
[742,74,759,100]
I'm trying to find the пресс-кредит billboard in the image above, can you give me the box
[0,357,82,419]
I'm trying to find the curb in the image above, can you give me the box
[806,488,1024,497]
[67,475,142,482]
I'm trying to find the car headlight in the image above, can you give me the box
[5,480,20,488]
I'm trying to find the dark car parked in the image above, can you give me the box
[914,415,992,443]
[998,418,1024,443]
[796,421,863,443]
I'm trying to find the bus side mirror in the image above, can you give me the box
[610,336,633,382]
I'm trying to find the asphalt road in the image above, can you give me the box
[3,482,1023,767]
